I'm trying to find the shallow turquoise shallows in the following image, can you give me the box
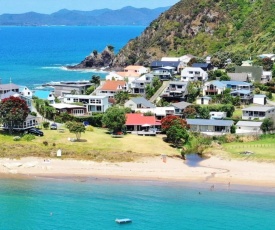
[0,178,275,230]
[0,26,145,88]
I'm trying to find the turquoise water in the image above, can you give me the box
[0,26,145,88]
[0,177,275,229]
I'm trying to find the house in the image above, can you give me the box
[242,106,275,120]
[19,86,32,97]
[205,56,211,64]
[0,91,32,111]
[241,60,253,67]
[209,112,227,120]
[253,95,266,105]
[258,54,275,61]
[187,119,234,135]
[196,96,212,105]
[0,83,19,95]
[2,114,38,131]
[236,121,262,135]
[221,81,253,91]
[151,67,175,80]
[97,80,128,98]
[135,107,175,120]
[235,66,264,83]
[51,103,87,116]
[64,94,110,114]
[203,81,226,96]
[179,54,195,66]
[151,61,183,74]
[124,97,155,111]
[227,73,251,82]
[171,101,192,116]
[192,63,213,71]
[124,65,148,75]
[181,67,208,82]
[45,80,93,97]
[33,90,55,104]
[161,81,189,101]
[129,73,154,95]
[261,71,272,83]
[125,113,161,134]
[230,90,253,104]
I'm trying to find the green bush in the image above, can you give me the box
[42,121,50,129]
[13,136,21,141]
[85,125,94,132]
[22,134,35,141]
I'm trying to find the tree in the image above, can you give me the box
[183,106,197,118]
[86,85,95,95]
[114,91,129,105]
[166,124,189,147]
[66,121,85,140]
[186,82,200,103]
[0,96,29,134]
[197,106,210,119]
[220,73,230,81]
[260,118,274,134]
[161,115,188,132]
[262,58,273,71]
[102,106,126,133]
[90,75,101,86]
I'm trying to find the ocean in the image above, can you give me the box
[0,177,275,230]
[0,26,145,88]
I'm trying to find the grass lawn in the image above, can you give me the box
[0,128,178,161]
[222,137,275,162]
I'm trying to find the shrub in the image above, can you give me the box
[224,134,237,143]
[22,134,35,141]
[85,125,94,132]
[13,136,21,141]
[43,141,48,146]
[42,121,50,129]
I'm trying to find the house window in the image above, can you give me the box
[96,99,101,104]
[90,99,96,103]
[189,71,193,74]
[96,106,102,111]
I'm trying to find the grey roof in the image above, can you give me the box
[187,119,234,126]
[254,94,266,98]
[171,101,191,109]
[230,90,251,95]
[242,106,275,112]
[0,83,19,90]
[192,63,211,68]
[151,61,181,68]
[227,73,249,82]
[0,91,19,100]
[221,81,252,86]
[207,80,226,88]
[130,97,156,108]
[235,66,263,82]
[236,121,262,127]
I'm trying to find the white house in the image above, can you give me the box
[253,95,266,105]
[236,121,262,135]
[124,65,149,75]
[196,96,212,105]
[135,107,175,119]
[97,80,128,98]
[242,106,275,120]
[181,67,208,82]
[261,71,272,83]
[64,94,110,114]
[124,97,155,111]
[202,81,226,96]
[19,86,32,97]
[209,112,227,120]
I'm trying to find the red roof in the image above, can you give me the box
[126,113,159,126]
[101,80,126,91]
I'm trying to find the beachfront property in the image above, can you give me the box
[129,73,154,95]
[44,81,93,97]
[196,96,212,105]
[242,106,275,120]
[33,90,55,104]
[203,81,226,96]
[125,113,161,135]
[171,101,191,117]
[253,94,267,105]
[63,94,110,114]
[124,97,155,111]
[160,81,189,101]
[187,119,234,135]
[2,114,38,131]
[50,103,87,116]
[181,67,208,82]
[235,121,263,135]
[96,80,128,98]
[0,91,32,111]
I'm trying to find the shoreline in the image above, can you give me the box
[1,156,275,191]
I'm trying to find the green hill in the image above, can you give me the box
[114,0,275,66]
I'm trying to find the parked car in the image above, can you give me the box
[28,128,44,136]
[50,123,58,130]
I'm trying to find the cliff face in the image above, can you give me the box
[113,0,275,67]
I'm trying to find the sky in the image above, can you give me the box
[0,0,180,14]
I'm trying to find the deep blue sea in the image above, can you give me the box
[0,26,145,88]
[0,177,275,230]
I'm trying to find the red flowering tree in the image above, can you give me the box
[0,96,29,134]
[161,115,188,132]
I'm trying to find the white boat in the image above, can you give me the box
[115,218,132,224]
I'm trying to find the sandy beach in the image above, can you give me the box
[1,156,275,189]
